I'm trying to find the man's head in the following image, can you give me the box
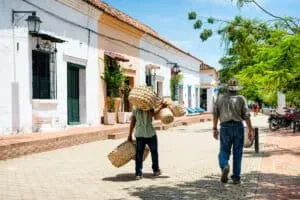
[227,78,242,91]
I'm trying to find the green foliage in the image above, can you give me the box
[170,74,183,101]
[188,1,300,106]
[102,56,126,97]
[207,17,215,24]
[188,11,197,20]
[200,29,213,41]
[194,20,203,29]
[108,96,115,112]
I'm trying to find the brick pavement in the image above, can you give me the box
[0,114,212,160]
[0,115,266,200]
[1,114,298,200]
[256,129,300,200]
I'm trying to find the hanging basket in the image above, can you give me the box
[168,103,186,117]
[244,129,254,148]
[131,141,150,161]
[128,86,159,111]
[108,140,150,168]
[159,108,174,124]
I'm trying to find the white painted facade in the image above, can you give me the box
[140,35,202,108]
[200,71,219,112]
[0,0,101,134]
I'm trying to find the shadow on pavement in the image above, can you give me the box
[127,172,300,200]
[103,173,170,182]
[244,144,300,158]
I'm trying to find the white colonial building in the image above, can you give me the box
[200,63,219,112]
[0,0,101,134]
[139,35,203,108]
[0,0,213,135]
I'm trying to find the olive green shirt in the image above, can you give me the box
[133,108,156,138]
[213,91,250,122]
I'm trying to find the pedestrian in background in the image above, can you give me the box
[212,78,254,184]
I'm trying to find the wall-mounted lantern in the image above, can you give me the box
[12,9,42,33]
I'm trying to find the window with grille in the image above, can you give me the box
[32,50,57,99]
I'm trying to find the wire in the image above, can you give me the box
[22,0,201,74]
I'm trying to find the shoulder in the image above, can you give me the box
[237,95,247,103]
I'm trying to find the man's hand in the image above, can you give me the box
[213,129,219,140]
[248,128,254,142]
[128,134,132,142]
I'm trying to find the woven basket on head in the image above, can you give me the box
[168,103,186,117]
[128,86,158,111]
[108,140,150,168]
[159,108,174,124]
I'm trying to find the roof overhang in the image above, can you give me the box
[30,32,66,43]
[104,51,130,62]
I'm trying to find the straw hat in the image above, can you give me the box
[227,78,243,91]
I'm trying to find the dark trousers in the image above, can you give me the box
[135,135,159,176]
[218,121,244,181]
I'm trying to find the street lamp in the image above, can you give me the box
[12,10,42,33]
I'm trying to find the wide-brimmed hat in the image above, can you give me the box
[227,78,243,91]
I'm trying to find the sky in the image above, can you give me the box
[103,0,300,70]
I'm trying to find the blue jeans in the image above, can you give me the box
[135,135,159,176]
[219,121,244,181]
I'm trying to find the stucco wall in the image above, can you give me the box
[98,14,142,116]
[0,0,100,134]
[140,35,201,108]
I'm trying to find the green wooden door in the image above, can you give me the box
[67,65,80,125]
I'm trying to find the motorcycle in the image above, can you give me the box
[268,109,294,131]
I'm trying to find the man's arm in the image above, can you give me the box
[213,115,219,140]
[245,118,254,141]
[128,115,136,141]
[153,101,168,116]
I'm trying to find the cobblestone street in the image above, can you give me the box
[0,115,296,200]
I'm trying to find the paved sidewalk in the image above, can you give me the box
[256,129,300,200]
[0,114,298,199]
[0,114,212,160]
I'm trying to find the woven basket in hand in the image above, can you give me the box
[159,108,174,124]
[244,129,254,148]
[108,140,150,168]
[128,86,158,111]
[131,141,150,161]
[108,140,136,168]
[168,103,185,117]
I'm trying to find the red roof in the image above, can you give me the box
[104,51,129,62]
[83,0,203,63]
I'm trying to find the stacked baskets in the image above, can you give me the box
[128,86,159,111]
[168,103,185,117]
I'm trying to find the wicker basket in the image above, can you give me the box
[159,108,174,124]
[244,129,254,148]
[128,86,158,111]
[108,140,150,168]
[168,103,185,117]
[131,141,150,161]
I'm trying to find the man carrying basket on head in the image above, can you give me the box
[128,101,167,180]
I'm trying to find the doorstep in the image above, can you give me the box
[0,113,212,160]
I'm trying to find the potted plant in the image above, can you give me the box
[170,73,183,101]
[118,83,132,123]
[102,56,126,123]
[104,95,116,125]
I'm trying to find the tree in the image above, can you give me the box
[188,0,300,106]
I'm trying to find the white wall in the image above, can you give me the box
[0,0,100,134]
[140,35,201,108]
